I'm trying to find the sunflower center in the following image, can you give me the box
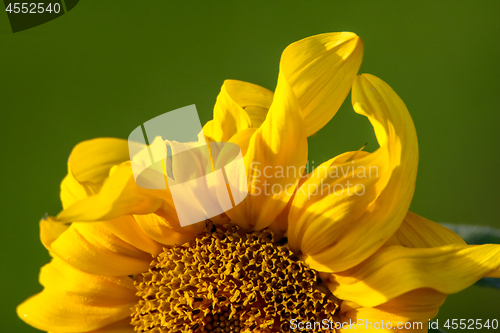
[131,222,339,333]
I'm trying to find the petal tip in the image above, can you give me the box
[327,31,364,59]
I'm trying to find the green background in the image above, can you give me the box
[1,1,499,332]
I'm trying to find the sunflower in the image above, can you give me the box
[18,32,500,333]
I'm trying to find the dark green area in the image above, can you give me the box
[4,1,65,33]
[64,0,78,12]
[1,1,499,332]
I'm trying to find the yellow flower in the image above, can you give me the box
[17,32,500,333]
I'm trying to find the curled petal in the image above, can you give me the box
[225,73,308,230]
[57,160,203,247]
[60,167,93,209]
[205,80,273,142]
[40,217,70,250]
[69,138,133,185]
[60,138,130,209]
[229,80,273,128]
[57,162,176,223]
[17,257,137,332]
[280,32,363,136]
[59,136,225,234]
[288,74,418,272]
[59,137,180,224]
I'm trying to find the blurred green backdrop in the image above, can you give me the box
[1,1,499,332]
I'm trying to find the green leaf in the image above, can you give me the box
[440,223,500,289]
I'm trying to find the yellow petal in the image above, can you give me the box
[38,257,137,304]
[224,80,273,128]
[57,162,176,223]
[60,167,93,209]
[326,243,500,308]
[280,32,363,136]
[338,288,445,333]
[59,136,227,236]
[97,215,165,255]
[50,219,153,276]
[225,73,308,230]
[389,211,466,248]
[59,138,144,215]
[46,213,167,258]
[133,213,200,246]
[288,74,418,272]
[17,257,137,332]
[69,138,132,185]
[202,119,216,142]
[206,80,273,142]
[60,138,135,210]
[59,144,212,235]
[40,217,70,250]
[57,161,202,247]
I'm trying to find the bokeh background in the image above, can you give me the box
[1,1,499,331]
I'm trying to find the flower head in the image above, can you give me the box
[18,32,500,333]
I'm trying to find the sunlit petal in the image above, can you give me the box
[50,219,153,276]
[17,257,137,332]
[225,73,308,230]
[281,32,363,136]
[289,74,418,272]
[206,80,273,142]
